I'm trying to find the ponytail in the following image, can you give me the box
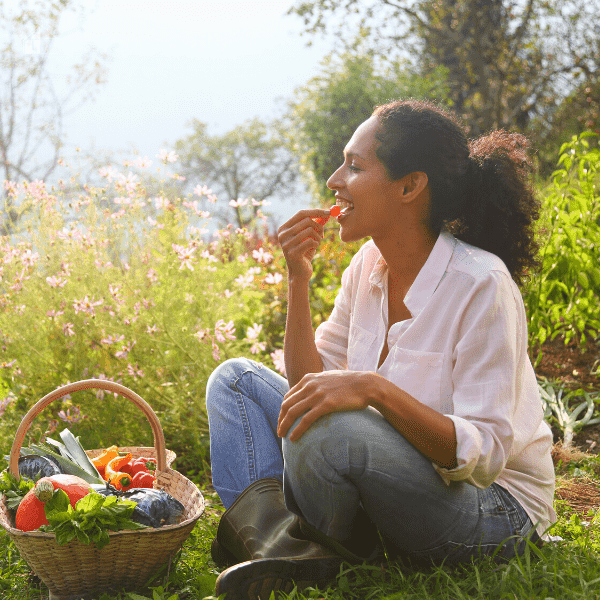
[373,100,541,287]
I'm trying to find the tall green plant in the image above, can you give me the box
[524,132,600,362]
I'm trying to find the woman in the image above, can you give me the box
[206,100,556,599]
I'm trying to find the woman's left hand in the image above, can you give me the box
[277,370,375,441]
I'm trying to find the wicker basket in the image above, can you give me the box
[0,379,205,600]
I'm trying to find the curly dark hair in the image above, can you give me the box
[372,99,541,287]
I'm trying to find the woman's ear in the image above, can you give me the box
[399,172,428,201]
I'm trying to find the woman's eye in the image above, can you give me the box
[348,164,360,172]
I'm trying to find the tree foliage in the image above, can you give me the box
[174,118,300,230]
[285,46,450,202]
[287,0,600,140]
[0,0,108,234]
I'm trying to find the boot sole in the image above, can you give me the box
[215,555,344,600]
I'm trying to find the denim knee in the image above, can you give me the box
[206,357,257,405]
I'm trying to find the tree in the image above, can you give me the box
[285,45,450,202]
[287,0,600,138]
[0,0,108,235]
[174,118,301,231]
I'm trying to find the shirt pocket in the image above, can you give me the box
[347,322,377,371]
[387,347,444,410]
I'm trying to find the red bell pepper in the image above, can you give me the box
[130,471,155,488]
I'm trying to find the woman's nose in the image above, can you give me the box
[326,165,343,190]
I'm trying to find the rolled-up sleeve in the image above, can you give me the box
[314,252,359,371]
[434,271,523,488]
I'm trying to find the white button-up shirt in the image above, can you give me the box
[315,229,556,539]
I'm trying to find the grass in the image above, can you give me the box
[1,449,600,600]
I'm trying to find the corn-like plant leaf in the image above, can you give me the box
[59,428,103,480]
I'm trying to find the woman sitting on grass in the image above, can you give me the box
[206,99,556,599]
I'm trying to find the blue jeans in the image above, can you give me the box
[206,358,540,565]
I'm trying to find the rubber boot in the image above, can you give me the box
[212,478,380,600]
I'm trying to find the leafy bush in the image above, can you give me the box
[524,132,600,361]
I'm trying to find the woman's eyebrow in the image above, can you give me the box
[344,151,365,160]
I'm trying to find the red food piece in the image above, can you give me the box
[329,205,341,217]
[15,474,92,532]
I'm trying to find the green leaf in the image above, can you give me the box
[45,488,70,514]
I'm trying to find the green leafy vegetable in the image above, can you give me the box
[59,428,103,480]
[39,490,148,548]
[0,469,35,511]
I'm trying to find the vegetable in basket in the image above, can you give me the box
[18,454,62,480]
[105,453,133,490]
[15,474,92,531]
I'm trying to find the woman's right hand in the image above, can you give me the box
[277,209,332,281]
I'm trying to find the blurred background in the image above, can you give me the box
[1,0,599,234]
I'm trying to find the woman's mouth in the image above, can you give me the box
[336,200,354,216]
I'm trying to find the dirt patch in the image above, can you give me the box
[531,336,600,454]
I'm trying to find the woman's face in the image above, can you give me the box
[327,116,405,243]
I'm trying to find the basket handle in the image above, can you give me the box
[9,379,167,480]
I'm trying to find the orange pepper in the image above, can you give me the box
[91,445,120,478]
[105,453,133,490]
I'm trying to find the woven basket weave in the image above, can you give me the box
[0,379,205,600]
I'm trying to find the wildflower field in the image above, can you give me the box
[1,135,600,599]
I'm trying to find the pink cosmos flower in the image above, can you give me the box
[212,340,221,362]
[237,253,248,263]
[194,328,209,341]
[58,406,85,424]
[224,289,234,298]
[63,322,75,337]
[229,198,248,208]
[115,341,135,360]
[214,319,236,343]
[73,295,103,316]
[94,374,122,399]
[172,243,196,271]
[193,185,213,197]
[270,349,286,376]
[46,275,67,288]
[264,272,283,285]
[45,419,60,436]
[245,324,266,354]
[252,247,273,264]
[101,334,125,345]
[157,149,178,163]
[155,196,172,210]
[146,268,158,283]
[0,359,16,368]
[251,198,271,206]
[132,156,152,168]
[46,309,64,319]
[127,363,145,378]
[0,395,15,418]
[20,249,40,267]
[146,324,158,334]
[234,272,254,288]
[99,166,118,182]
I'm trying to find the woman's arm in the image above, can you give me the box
[277,369,457,470]
[368,373,457,470]
[278,209,330,387]
[284,276,324,388]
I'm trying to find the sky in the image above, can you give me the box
[41,0,335,222]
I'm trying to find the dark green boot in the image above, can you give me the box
[212,478,380,599]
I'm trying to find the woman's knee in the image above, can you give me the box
[206,357,255,408]
[282,410,374,474]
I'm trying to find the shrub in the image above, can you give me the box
[524,132,600,362]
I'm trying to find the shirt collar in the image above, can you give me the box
[368,229,457,317]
